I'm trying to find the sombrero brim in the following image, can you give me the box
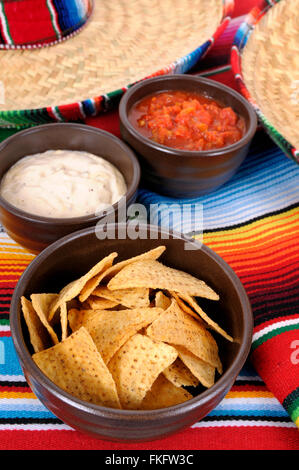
[231,0,299,164]
[0,0,233,128]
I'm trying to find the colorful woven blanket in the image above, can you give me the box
[0,1,298,449]
[0,126,298,450]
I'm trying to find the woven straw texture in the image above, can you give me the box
[241,0,299,150]
[0,0,223,112]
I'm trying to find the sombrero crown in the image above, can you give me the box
[0,0,93,49]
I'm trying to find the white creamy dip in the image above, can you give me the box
[0,150,127,218]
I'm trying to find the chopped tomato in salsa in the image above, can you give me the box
[129,90,246,151]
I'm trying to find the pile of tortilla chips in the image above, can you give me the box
[21,246,233,411]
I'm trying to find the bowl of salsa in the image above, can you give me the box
[119,75,257,198]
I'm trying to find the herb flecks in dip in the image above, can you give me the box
[0,150,127,218]
[129,90,246,151]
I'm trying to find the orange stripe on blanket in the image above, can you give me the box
[0,391,37,399]
[204,220,299,252]
[226,391,275,399]
[203,207,299,242]
[205,232,298,260]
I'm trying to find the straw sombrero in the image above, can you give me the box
[231,0,299,164]
[0,0,233,129]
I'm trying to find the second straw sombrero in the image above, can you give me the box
[0,0,233,128]
[231,0,299,164]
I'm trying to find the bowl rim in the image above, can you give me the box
[10,222,254,420]
[119,73,258,158]
[0,123,141,225]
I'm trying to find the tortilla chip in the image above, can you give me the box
[108,333,178,409]
[170,291,206,325]
[78,271,113,304]
[68,308,102,332]
[92,286,150,309]
[86,295,119,310]
[30,293,60,345]
[163,358,199,388]
[32,327,121,409]
[146,299,220,368]
[175,346,216,388]
[85,307,163,364]
[101,246,166,281]
[48,252,118,320]
[177,293,233,342]
[60,302,68,341]
[21,296,51,353]
[79,246,166,303]
[139,374,193,410]
[107,259,219,300]
[155,291,172,310]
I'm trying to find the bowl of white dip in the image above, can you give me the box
[0,123,140,253]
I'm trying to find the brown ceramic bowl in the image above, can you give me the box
[119,74,257,198]
[10,223,253,442]
[0,123,140,254]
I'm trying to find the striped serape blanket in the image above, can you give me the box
[138,130,299,432]
[0,130,298,450]
[0,0,298,446]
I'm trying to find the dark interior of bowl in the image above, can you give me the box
[15,224,252,398]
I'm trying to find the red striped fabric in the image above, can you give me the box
[0,427,297,450]
[252,330,299,405]
[1,0,56,46]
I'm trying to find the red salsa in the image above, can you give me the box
[129,90,246,151]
